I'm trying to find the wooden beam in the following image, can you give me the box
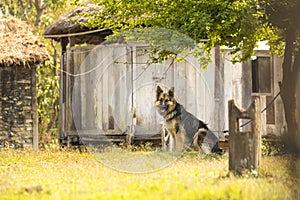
[32,67,38,149]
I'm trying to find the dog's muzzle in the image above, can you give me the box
[157,105,168,116]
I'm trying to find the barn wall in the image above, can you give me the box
[0,66,37,148]
[62,44,221,140]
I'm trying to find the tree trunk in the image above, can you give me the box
[281,27,300,153]
[34,0,46,27]
[46,105,58,133]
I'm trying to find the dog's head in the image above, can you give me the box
[155,86,177,116]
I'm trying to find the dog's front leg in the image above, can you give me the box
[161,128,169,151]
[168,134,176,152]
[176,132,185,152]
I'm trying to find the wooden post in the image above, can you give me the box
[228,97,261,173]
[32,67,38,149]
[59,37,68,144]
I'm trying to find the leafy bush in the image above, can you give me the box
[261,137,285,156]
[36,62,60,145]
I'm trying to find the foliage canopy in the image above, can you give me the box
[86,0,279,62]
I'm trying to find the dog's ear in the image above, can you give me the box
[156,85,163,100]
[168,87,175,98]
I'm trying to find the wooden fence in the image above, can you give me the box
[59,43,218,146]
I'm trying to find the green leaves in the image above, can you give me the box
[36,62,60,135]
[85,0,273,63]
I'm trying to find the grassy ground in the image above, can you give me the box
[0,148,299,200]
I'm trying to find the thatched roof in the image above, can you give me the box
[43,3,112,44]
[0,16,49,67]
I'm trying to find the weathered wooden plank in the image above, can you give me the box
[80,48,87,130]
[213,46,225,136]
[94,46,104,130]
[112,46,128,130]
[85,47,97,130]
[266,95,275,124]
[126,46,133,131]
[102,47,110,130]
[59,53,66,140]
[31,67,38,149]
[260,96,267,134]
[132,46,143,131]
[161,58,174,88]
[70,49,76,131]
[201,60,216,125]
[174,59,187,108]
[133,47,163,134]
[185,58,197,115]
[107,46,116,130]
[65,49,72,132]
[117,46,129,131]
[72,48,82,130]
[228,97,261,173]
[192,57,206,121]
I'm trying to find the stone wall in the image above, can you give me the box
[0,66,37,148]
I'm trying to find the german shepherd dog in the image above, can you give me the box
[155,86,223,154]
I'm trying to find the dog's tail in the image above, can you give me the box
[194,128,223,155]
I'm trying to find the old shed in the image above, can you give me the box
[0,16,49,148]
[222,43,285,136]
[43,4,222,146]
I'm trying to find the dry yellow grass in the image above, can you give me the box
[0,148,299,200]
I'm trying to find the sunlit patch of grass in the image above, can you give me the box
[0,148,299,200]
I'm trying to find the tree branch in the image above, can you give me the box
[34,0,48,27]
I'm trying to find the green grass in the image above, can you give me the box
[0,148,299,200]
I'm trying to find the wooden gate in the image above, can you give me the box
[60,43,216,146]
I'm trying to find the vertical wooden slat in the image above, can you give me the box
[214,46,223,135]
[59,52,66,141]
[70,49,76,131]
[134,46,158,133]
[80,49,87,130]
[31,67,38,149]
[107,46,116,130]
[85,48,96,130]
[173,60,186,106]
[59,38,68,142]
[186,58,197,114]
[126,46,135,144]
[132,46,140,129]
[65,48,76,132]
[102,47,110,130]
[194,58,206,120]
[72,48,82,130]
[260,96,267,134]
[117,46,128,131]
[95,46,103,130]
[126,46,133,130]
[112,46,126,130]
[65,50,72,132]
[266,95,275,124]
[97,46,104,130]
